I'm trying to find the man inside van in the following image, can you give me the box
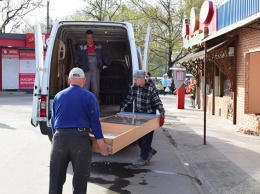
[120,70,165,167]
[75,30,111,103]
[50,67,110,194]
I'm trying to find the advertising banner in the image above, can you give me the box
[2,48,19,58]
[19,74,35,88]
[171,68,186,89]
[26,33,50,49]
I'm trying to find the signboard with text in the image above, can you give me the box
[19,51,35,59]
[2,48,19,58]
[171,68,186,89]
[19,74,35,88]
[182,0,217,49]
[176,70,185,81]
[26,33,50,49]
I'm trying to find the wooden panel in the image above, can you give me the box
[248,52,260,114]
[90,113,160,154]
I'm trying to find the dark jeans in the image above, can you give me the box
[136,111,156,160]
[137,131,154,160]
[49,129,92,194]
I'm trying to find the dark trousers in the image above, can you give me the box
[137,131,154,160]
[135,111,155,160]
[49,129,92,194]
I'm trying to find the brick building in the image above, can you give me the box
[179,0,260,132]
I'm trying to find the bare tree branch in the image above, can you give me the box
[130,0,187,74]
[81,0,122,21]
[0,0,43,33]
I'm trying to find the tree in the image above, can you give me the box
[0,0,43,33]
[80,0,122,21]
[130,0,187,75]
[183,0,204,19]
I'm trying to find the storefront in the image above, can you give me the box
[180,0,260,132]
[0,33,49,92]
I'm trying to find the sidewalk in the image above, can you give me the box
[160,95,260,194]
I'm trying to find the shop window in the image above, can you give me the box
[219,73,231,97]
[223,78,231,97]
[206,77,212,94]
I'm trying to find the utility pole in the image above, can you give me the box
[47,0,50,33]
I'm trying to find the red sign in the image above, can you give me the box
[26,33,50,49]
[2,48,19,58]
[19,51,35,59]
[19,74,35,88]
[200,1,214,24]
[182,0,217,49]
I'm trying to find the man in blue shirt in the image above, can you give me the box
[50,67,110,194]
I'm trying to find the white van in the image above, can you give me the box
[31,21,151,140]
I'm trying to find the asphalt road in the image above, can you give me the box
[0,94,201,194]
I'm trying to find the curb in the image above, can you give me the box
[0,91,27,96]
[162,123,216,194]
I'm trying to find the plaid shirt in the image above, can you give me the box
[121,82,165,116]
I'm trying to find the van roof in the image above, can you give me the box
[54,21,131,45]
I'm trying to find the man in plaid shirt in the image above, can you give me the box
[121,70,165,167]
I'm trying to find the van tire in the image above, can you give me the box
[48,134,53,142]
[39,122,53,142]
[39,121,52,135]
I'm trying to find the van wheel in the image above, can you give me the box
[39,122,52,135]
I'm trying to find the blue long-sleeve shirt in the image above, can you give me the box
[51,85,104,139]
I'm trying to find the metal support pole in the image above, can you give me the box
[212,64,215,115]
[203,42,207,145]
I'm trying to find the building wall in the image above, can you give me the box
[202,27,260,131]
[236,27,260,131]
[205,95,233,120]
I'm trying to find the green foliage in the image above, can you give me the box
[68,0,210,76]
[130,0,187,74]
[183,0,204,19]
[79,0,122,21]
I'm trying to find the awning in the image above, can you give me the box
[203,12,260,42]
[179,50,204,63]
[179,39,230,63]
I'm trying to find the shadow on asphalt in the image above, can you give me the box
[0,123,16,130]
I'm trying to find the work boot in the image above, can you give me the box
[133,157,149,167]
[147,148,157,162]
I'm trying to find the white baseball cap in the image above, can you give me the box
[69,67,85,78]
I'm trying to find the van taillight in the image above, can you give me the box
[40,95,47,116]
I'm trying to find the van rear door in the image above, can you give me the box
[31,23,46,127]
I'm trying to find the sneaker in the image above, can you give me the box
[133,157,149,167]
[147,148,157,162]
